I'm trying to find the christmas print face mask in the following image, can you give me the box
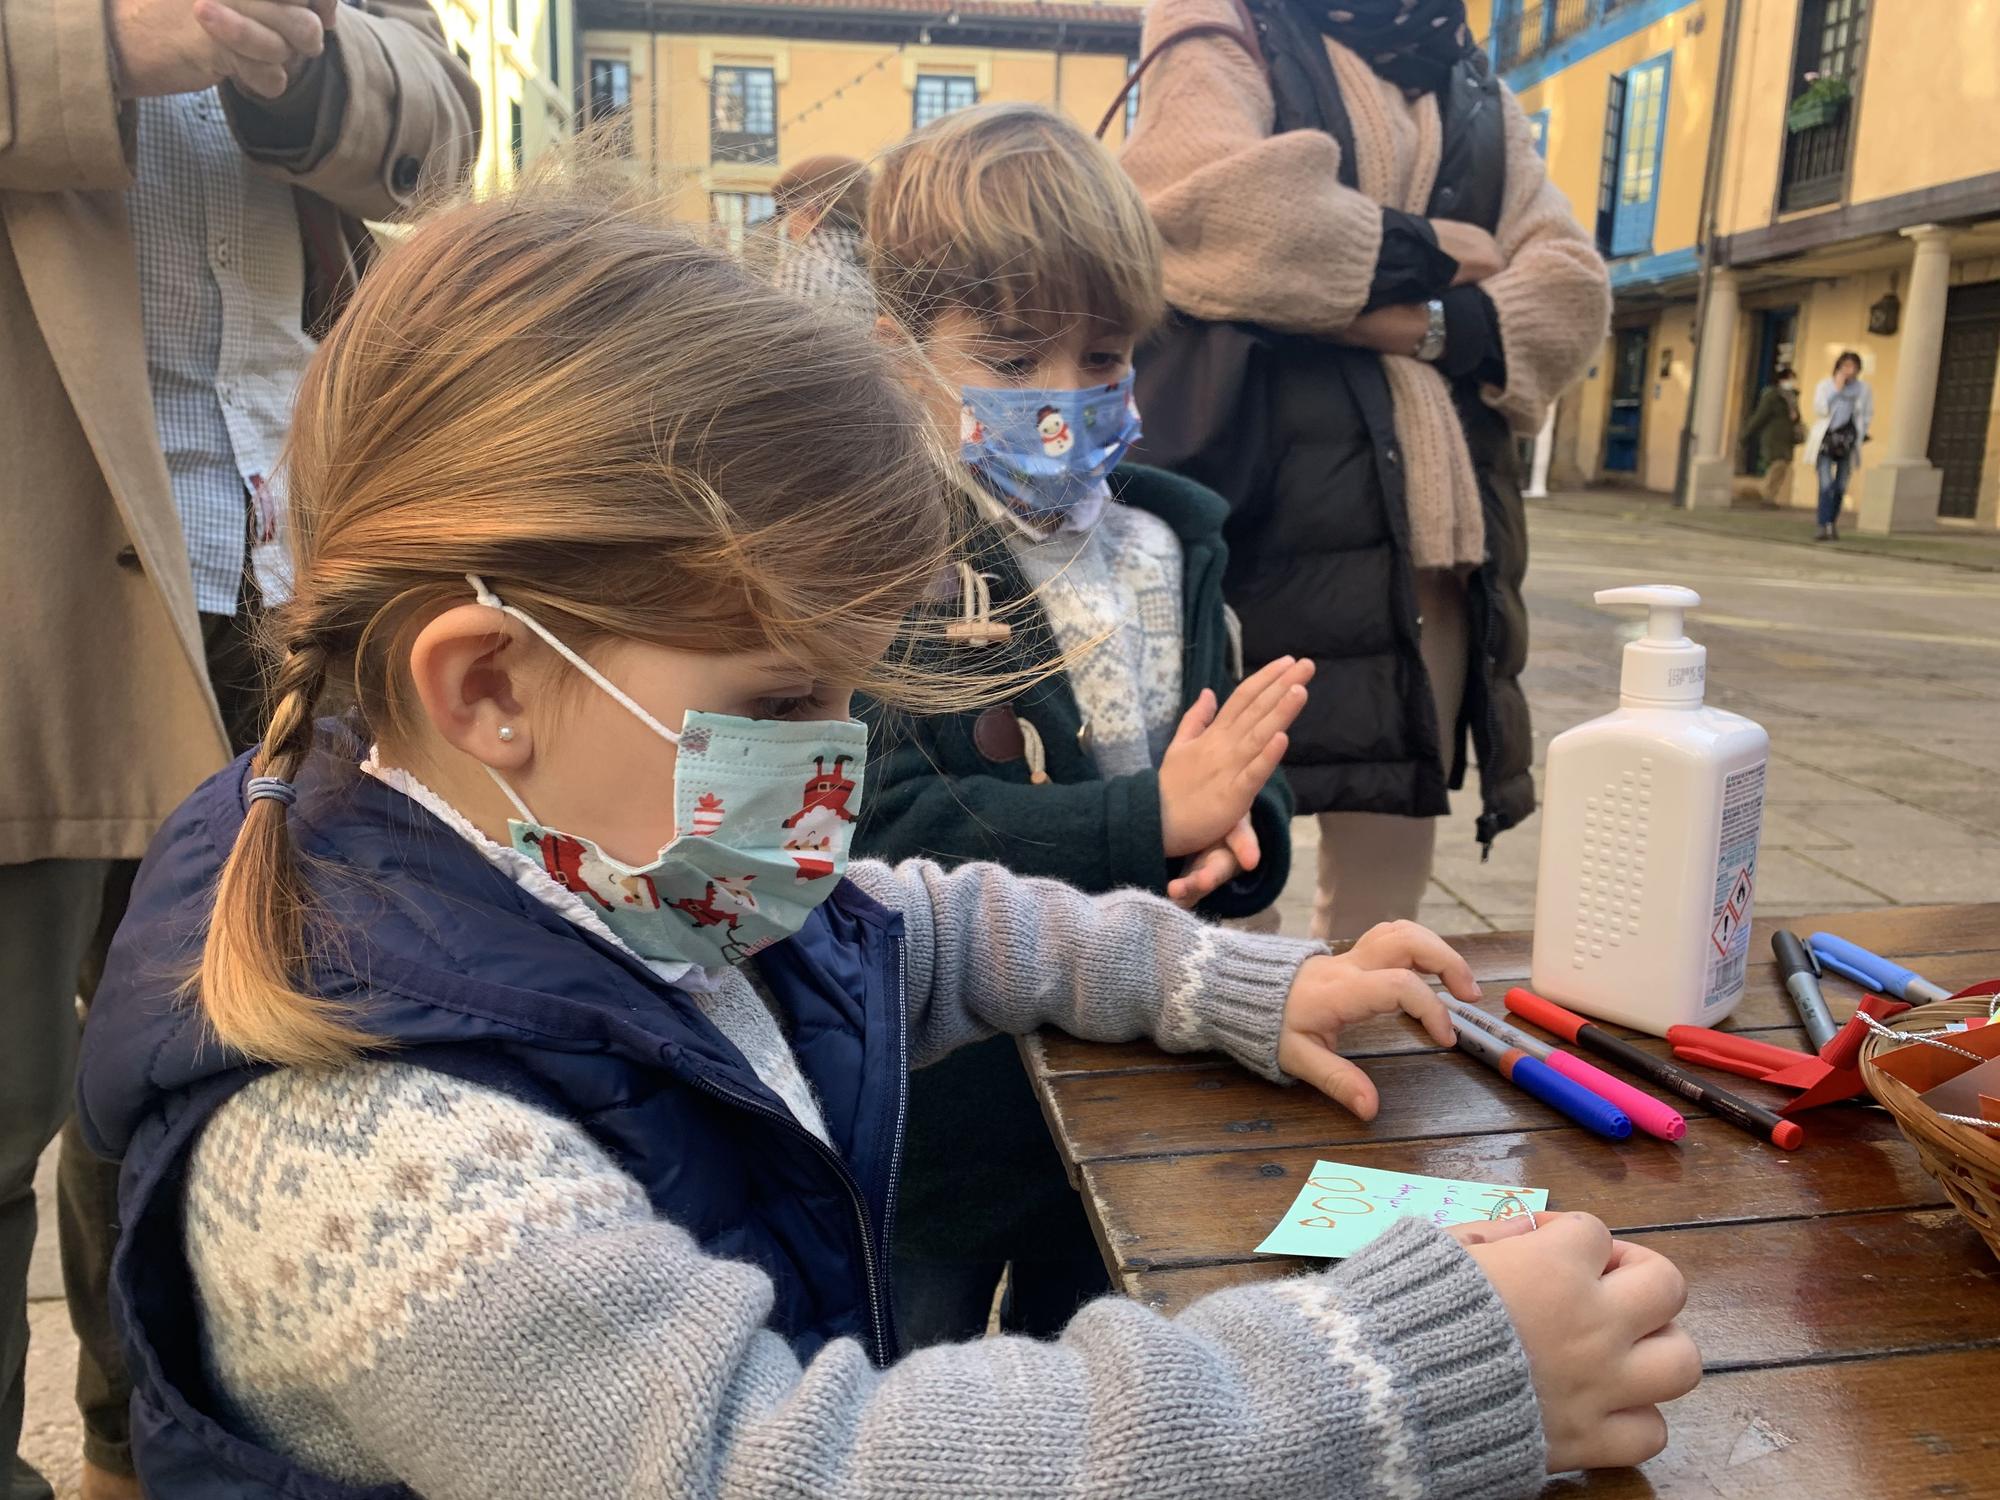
[466,576,867,969]
[959,373,1141,532]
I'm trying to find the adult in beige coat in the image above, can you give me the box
[0,4,476,1496]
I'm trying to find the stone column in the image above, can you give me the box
[1858,224,1954,533]
[1686,270,1742,509]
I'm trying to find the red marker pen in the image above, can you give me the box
[1506,987,1805,1151]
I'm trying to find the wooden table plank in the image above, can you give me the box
[1040,1031,1861,1164]
[1119,1211,2000,1372]
[1549,1346,2000,1499]
[1084,1114,1946,1277]
[1020,904,2000,1498]
[1028,907,2000,1078]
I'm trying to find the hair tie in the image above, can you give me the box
[245,776,298,809]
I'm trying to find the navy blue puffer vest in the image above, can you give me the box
[76,719,908,1499]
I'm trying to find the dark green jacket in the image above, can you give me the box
[856,463,1294,919]
[1742,385,1803,468]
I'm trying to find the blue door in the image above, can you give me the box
[1604,325,1650,474]
[1609,55,1670,258]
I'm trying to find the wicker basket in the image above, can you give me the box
[1861,996,2000,1263]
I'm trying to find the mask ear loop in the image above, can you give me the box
[465,574,684,747]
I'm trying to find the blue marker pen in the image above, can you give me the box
[1454,1017,1633,1141]
[1808,933,1953,1005]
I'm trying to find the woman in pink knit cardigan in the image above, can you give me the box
[1121,0,1609,940]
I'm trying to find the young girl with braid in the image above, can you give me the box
[76,188,1696,1498]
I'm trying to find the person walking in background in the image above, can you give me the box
[1806,350,1873,540]
[770,154,875,317]
[0,3,475,1496]
[1741,365,1805,506]
[1119,0,1609,941]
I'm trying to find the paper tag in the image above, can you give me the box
[1255,1160,1550,1260]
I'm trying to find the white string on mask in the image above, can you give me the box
[466,573,687,828]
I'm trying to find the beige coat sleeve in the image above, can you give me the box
[1476,89,1612,432]
[0,0,135,193]
[1119,0,1384,337]
[224,0,480,220]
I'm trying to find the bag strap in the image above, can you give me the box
[1096,0,1268,140]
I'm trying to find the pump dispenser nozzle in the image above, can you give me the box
[1595,585,1706,705]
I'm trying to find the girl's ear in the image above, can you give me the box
[408,604,535,771]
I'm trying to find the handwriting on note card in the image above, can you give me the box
[1254,1160,1551,1260]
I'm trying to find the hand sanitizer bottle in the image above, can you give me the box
[1530,586,1769,1034]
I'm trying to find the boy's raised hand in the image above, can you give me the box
[1457,1212,1699,1472]
[1157,656,1314,859]
[1276,920,1474,1119]
[1167,815,1259,908]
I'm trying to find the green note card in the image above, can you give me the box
[1255,1160,1549,1260]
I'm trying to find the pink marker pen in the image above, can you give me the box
[1440,996,1688,1143]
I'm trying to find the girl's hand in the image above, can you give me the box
[1276,920,1477,1118]
[1464,1213,1700,1472]
[1157,657,1313,858]
[1167,816,1258,908]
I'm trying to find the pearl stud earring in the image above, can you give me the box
[497,725,516,742]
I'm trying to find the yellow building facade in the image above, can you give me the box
[430,0,579,187]
[1491,0,2000,532]
[577,0,1141,237]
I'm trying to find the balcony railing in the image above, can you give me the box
[1779,106,1852,210]
[1494,0,1622,70]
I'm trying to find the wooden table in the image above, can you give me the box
[1021,903,2000,1498]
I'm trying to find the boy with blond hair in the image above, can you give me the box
[859,101,1309,1345]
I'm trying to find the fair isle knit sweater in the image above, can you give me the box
[183,854,1548,1499]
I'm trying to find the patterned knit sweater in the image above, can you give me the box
[1005,499,1185,778]
[183,855,1548,1498]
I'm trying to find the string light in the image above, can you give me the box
[773,43,905,132]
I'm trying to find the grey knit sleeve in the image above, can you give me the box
[844,857,1324,1078]
[185,1061,1546,1500]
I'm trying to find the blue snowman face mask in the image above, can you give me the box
[466,576,867,969]
[958,373,1141,532]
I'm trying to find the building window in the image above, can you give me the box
[509,100,524,173]
[589,58,632,153]
[1781,0,1869,212]
[1527,108,1550,156]
[455,42,472,70]
[507,0,519,37]
[912,74,978,128]
[712,66,777,165]
[1595,53,1668,258]
[548,0,561,82]
[1124,57,1141,138]
[711,191,776,249]
[1493,0,1593,70]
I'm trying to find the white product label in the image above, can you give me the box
[1704,762,1766,1011]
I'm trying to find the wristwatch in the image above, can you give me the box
[1414,298,1447,363]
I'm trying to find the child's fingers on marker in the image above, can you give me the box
[1357,922,1482,1000]
[1384,971,1456,1046]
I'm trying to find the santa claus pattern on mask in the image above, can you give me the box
[959,373,1141,533]
[503,710,871,970]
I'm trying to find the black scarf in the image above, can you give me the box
[1294,0,1472,95]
